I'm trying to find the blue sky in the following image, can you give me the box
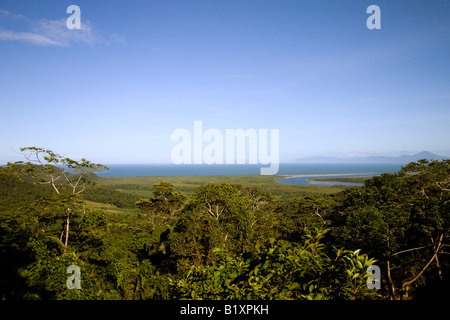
[0,0,449,164]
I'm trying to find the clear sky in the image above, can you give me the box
[1,0,449,164]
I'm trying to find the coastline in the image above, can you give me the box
[96,164,402,178]
[277,172,374,178]
[276,172,373,187]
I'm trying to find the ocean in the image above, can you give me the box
[96,163,403,186]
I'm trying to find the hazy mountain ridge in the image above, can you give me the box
[296,151,449,164]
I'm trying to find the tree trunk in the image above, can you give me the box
[386,259,398,300]
[431,235,444,281]
[63,207,71,254]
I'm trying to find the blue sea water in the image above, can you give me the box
[96,163,402,186]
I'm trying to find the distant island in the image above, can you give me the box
[295,151,448,164]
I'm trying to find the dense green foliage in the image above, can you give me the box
[171,229,378,300]
[1,150,449,300]
[328,159,450,300]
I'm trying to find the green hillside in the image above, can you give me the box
[1,158,449,301]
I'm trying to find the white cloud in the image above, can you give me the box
[0,29,61,46]
[0,9,123,47]
[32,18,100,46]
[0,9,25,20]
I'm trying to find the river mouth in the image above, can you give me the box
[276,173,375,187]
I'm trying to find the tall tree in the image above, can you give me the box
[136,181,187,227]
[169,184,279,270]
[7,147,108,254]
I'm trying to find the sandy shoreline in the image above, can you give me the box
[277,173,372,178]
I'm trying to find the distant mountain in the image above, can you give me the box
[295,151,448,164]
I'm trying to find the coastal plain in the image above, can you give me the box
[94,174,353,200]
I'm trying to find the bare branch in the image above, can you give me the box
[391,244,433,257]
[72,174,85,195]
[314,208,326,224]
[402,234,444,289]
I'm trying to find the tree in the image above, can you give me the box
[328,160,450,299]
[277,194,337,242]
[136,181,187,229]
[6,147,108,254]
[397,159,450,298]
[168,184,280,270]
[170,228,379,300]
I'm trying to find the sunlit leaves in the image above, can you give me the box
[170,228,379,300]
